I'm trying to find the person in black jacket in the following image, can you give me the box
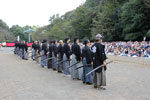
[14,41,17,54]
[51,40,58,70]
[18,41,21,56]
[20,41,24,59]
[63,38,71,75]
[36,41,41,64]
[23,41,28,60]
[41,39,48,68]
[82,40,93,84]
[57,40,64,73]
[47,41,53,69]
[32,41,36,60]
[91,34,107,90]
[71,38,81,80]
[34,41,39,62]
[22,41,25,59]
[16,41,19,55]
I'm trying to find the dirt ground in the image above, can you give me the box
[0,47,150,100]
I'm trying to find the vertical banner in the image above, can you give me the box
[144,37,146,41]
[17,36,20,41]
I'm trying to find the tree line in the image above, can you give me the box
[33,0,150,42]
[1,0,150,42]
[0,19,38,42]
[0,19,15,42]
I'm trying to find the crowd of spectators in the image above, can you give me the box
[104,41,150,58]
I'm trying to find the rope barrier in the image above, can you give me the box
[108,58,150,67]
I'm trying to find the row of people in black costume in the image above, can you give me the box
[31,41,41,62]
[14,34,107,90]
[39,34,107,89]
[14,41,28,60]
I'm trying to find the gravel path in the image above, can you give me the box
[0,48,150,100]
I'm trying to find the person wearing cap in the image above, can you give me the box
[91,34,107,90]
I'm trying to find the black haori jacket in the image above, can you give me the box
[42,43,48,55]
[71,43,81,61]
[48,44,53,57]
[20,43,24,50]
[24,43,28,52]
[34,44,38,52]
[81,46,93,64]
[91,43,107,73]
[52,44,58,57]
[63,43,71,59]
[37,44,41,54]
[18,43,21,50]
[58,44,64,59]
[32,43,36,50]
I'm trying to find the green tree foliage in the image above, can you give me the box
[121,0,150,41]
[0,19,9,30]
[32,0,150,41]
[71,5,92,39]
[91,0,119,41]
[62,11,76,39]
[0,19,37,42]
[46,14,66,40]
[9,25,28,41]
[0,19,15,42]
[32,26,47,41]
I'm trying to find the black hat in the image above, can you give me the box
[65,37,70,43]
[83,40,90,45]
[74,37,79,43]
[43,39,47,43]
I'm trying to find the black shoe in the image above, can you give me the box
[94,86,97,88]
[58,71,62,73]
[86,82,92,85]
[83,82,86,84]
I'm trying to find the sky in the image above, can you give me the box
[0,0,85,27]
